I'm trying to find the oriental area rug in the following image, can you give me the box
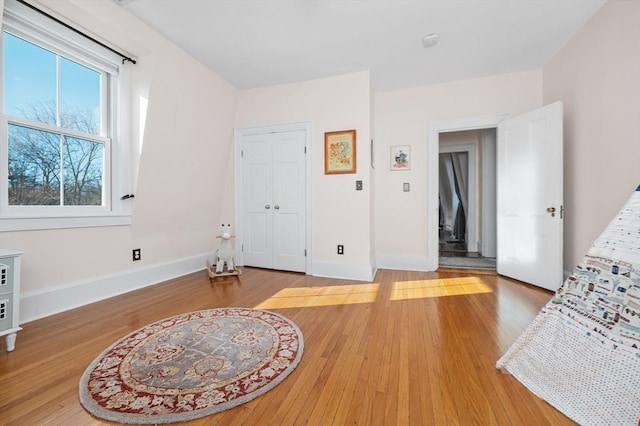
[79,308,303,424]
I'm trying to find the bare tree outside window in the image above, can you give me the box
[4,32,104,207]
[8,124,61,205]
[63,136,103,206]
[7,102,103,206]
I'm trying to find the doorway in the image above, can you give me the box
[427,104,563,287]
[427,115,508,271]
[438,130,496,269]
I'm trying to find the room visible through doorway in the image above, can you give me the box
[438,129,496,270]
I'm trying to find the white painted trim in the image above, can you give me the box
[312,261,374,282]
[0,214,131,231]
[427,115,510,271]
[480,129,497,257]
[234,122,313,274]
[19,252,213,324]
[376,254,431,272]
[439,142,477,253]
[234,130,244,265]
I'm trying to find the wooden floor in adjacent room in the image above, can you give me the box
[0,267,575,425]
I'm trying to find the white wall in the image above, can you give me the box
[543,0,640,271]
[0,0,238,321]
[234,71,374,280]
[4,0,635,322]
[375,70,543,269]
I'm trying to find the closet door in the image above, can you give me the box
[242,130,306,272]
[243,132,273,269]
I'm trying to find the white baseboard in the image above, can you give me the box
[20,252,214,324]
[376,254,435,272]
[20,254,439,324]
[311,261,375,282]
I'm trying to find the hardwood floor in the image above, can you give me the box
[0,267,576,425]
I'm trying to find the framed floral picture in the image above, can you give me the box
[391,145,411,170]
[324,129,356,174]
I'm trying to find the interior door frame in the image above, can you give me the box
[427,114,510,270]
[234,121,313,274]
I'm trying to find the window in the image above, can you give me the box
[4,33,106,207]
[1,0,132,231]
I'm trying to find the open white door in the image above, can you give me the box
[497,102,563,291]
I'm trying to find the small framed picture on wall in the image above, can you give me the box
[390,145,411,170]
[324,129,357,174]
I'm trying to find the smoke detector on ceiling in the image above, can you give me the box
[422,33,439,48]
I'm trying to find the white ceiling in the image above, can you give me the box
[119,0,606,92]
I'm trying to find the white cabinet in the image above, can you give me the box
[0,249,23,352]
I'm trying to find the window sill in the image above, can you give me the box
[0,214,132,232]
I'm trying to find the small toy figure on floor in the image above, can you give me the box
[206,224,241,279]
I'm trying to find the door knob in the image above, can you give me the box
[265,204,271,209]
[274,205,280,210]
[546,207,556,217]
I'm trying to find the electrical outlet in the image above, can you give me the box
[356,180,363,191]
[403,182,410,192]
[337,245,344,255]
[132,248,141,261]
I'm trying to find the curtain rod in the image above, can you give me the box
[16,0,136,65]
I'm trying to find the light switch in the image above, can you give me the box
[356,180,363,190]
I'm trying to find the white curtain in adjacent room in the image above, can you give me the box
[439,154,454,231]
[450,152,469,219]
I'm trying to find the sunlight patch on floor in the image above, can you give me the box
[390,276,492,300]
[255,283,380,309]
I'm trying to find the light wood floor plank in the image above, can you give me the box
[0,267,576,425]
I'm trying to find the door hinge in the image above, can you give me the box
[241,149,244,158]
[241,244,244,252]
[560,205,564,219]
[304,146,307,154]
[304,249,307,257]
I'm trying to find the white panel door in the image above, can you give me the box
[242,130,306,272]
[497,102,563,291]
[242,133,272,269]
[272,131,306,272]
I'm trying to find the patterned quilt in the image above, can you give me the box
[497,185,640,426]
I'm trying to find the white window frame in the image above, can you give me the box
[0,0,133,231]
